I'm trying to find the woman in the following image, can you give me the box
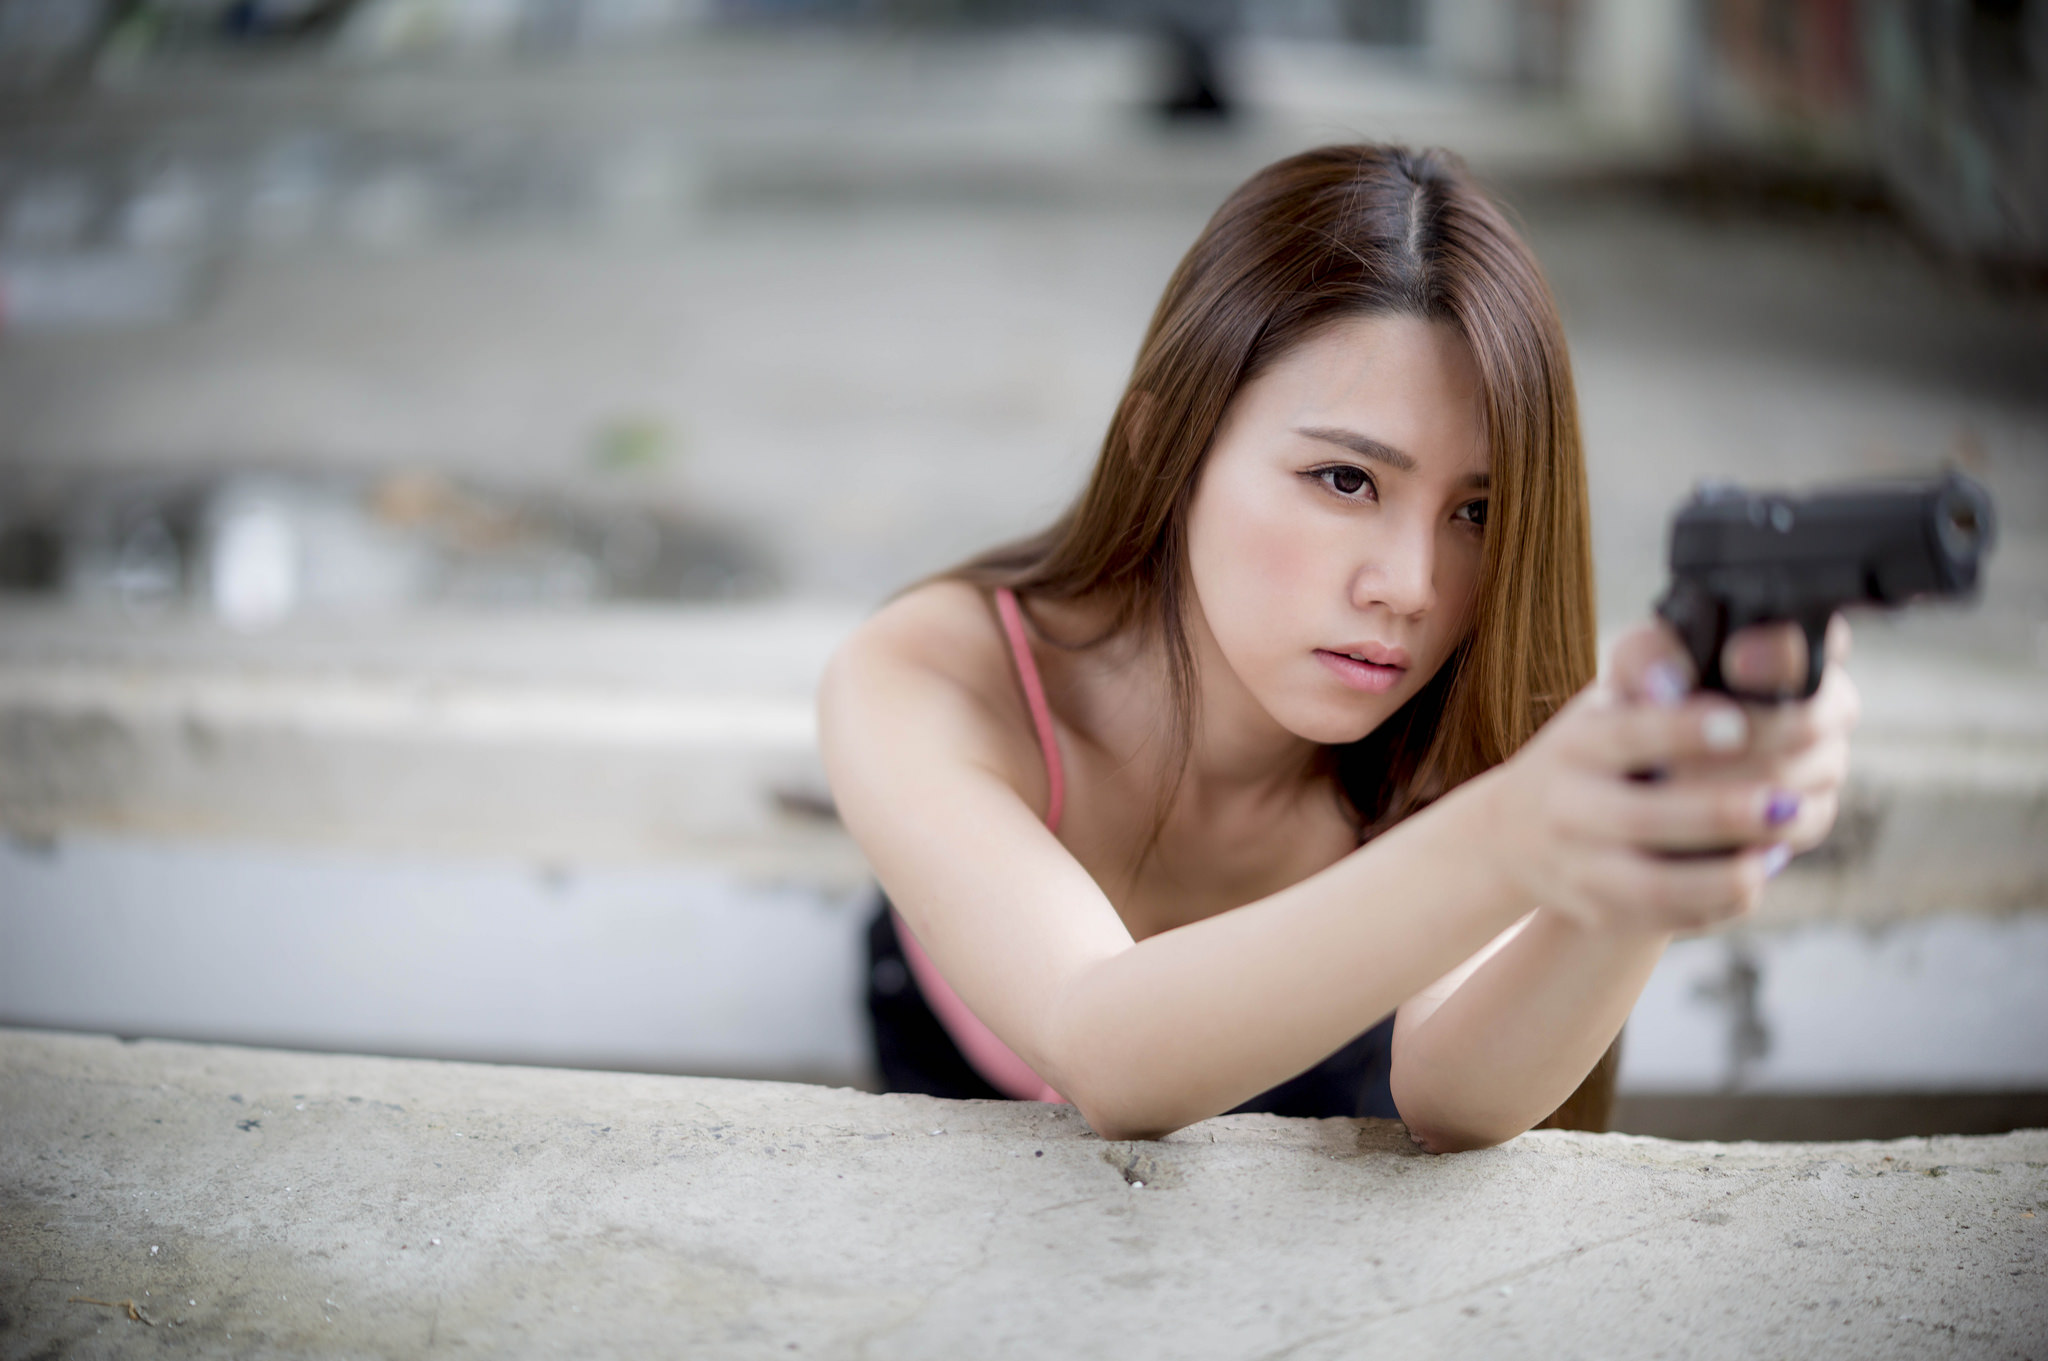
[818,144,1857,1150]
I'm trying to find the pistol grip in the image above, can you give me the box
[1654,580,1830,701]
[1654,577,1726,692]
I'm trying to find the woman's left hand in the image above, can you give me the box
[1606,613,1861,859]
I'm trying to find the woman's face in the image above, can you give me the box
[1185,313,1491,747]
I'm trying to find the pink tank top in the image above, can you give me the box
[891,587,1066,1103]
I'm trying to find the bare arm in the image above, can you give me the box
[1391,913,1667,1151]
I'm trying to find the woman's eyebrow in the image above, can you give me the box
[1294,425,1416,472]
[1295,425,1489,488]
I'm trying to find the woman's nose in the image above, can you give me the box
[1352,517,1438,617]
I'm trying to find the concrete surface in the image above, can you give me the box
[2,1029,2044,1360]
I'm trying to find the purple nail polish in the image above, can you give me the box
[1764,844,1793,879]
[1642,661,1689,708]
[1765,791,1801,827]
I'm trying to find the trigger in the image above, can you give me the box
[1798,614,1830,699]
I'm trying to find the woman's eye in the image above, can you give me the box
[1316,466,1373,498]
[1456,499,1489,527]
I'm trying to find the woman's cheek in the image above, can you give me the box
[1242,505,1328,603]
[1200,493,1327,673]
[1436,530,1484,637]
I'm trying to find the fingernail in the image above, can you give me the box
[1702,709,1748,752]
[1642,661,1689,708]
[1763,844,1793,879]
[1764,791,1801,827]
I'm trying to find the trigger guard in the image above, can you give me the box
[1720,612,1831,704]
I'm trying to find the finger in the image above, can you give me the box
[1721,621,1807,698]
[1668,733,1849,801]
[1583,694,1754,772]
[1738,691,1826,756]
[1826,613,1852,665]
[1581,776,1792,854]
[1734,661,1860,757]
[1608,619,1696,707]
[1774,787,1840,856]
[1607,844,1784,930]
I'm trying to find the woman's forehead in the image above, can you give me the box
[1244,316,1489,469]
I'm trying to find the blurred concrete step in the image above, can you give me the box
[0,602,863,883]
[1,607,2041,919]
[0,833,876,1083]
[1759,639,2048,927]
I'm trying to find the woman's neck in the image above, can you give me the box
[1025,586,1350,931]
[1030,588,1322,810]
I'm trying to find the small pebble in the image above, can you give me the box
[1130,1181,1144,1190]
[430,1238,441,1246]
[150,1245,159,1255]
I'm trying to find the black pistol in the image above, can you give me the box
[1654,472,1996,700]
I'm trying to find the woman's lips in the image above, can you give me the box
[1314,648,1408,694]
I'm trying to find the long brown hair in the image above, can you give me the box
[954,143,1597,840]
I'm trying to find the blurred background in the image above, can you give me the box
[0,0,2043,1140]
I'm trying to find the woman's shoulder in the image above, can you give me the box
[828,579,1010,691]
[820,580,1035,756]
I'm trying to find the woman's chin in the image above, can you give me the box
[1280,696,1400,747]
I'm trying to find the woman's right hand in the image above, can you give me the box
[1479,621,1801,935]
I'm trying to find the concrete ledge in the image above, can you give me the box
[0,605,867,885]
[3,1030,2043,1358]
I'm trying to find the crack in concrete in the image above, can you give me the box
[1886,1312,2005,1345]
[1026,1193,1115,1218]
[1251,1168,1805,1360]
[854,1170,1027,1359]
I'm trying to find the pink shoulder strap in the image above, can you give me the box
[993,586,1065,833]
[888,586,1067,1105]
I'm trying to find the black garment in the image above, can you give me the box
[865,897,1401,1120]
